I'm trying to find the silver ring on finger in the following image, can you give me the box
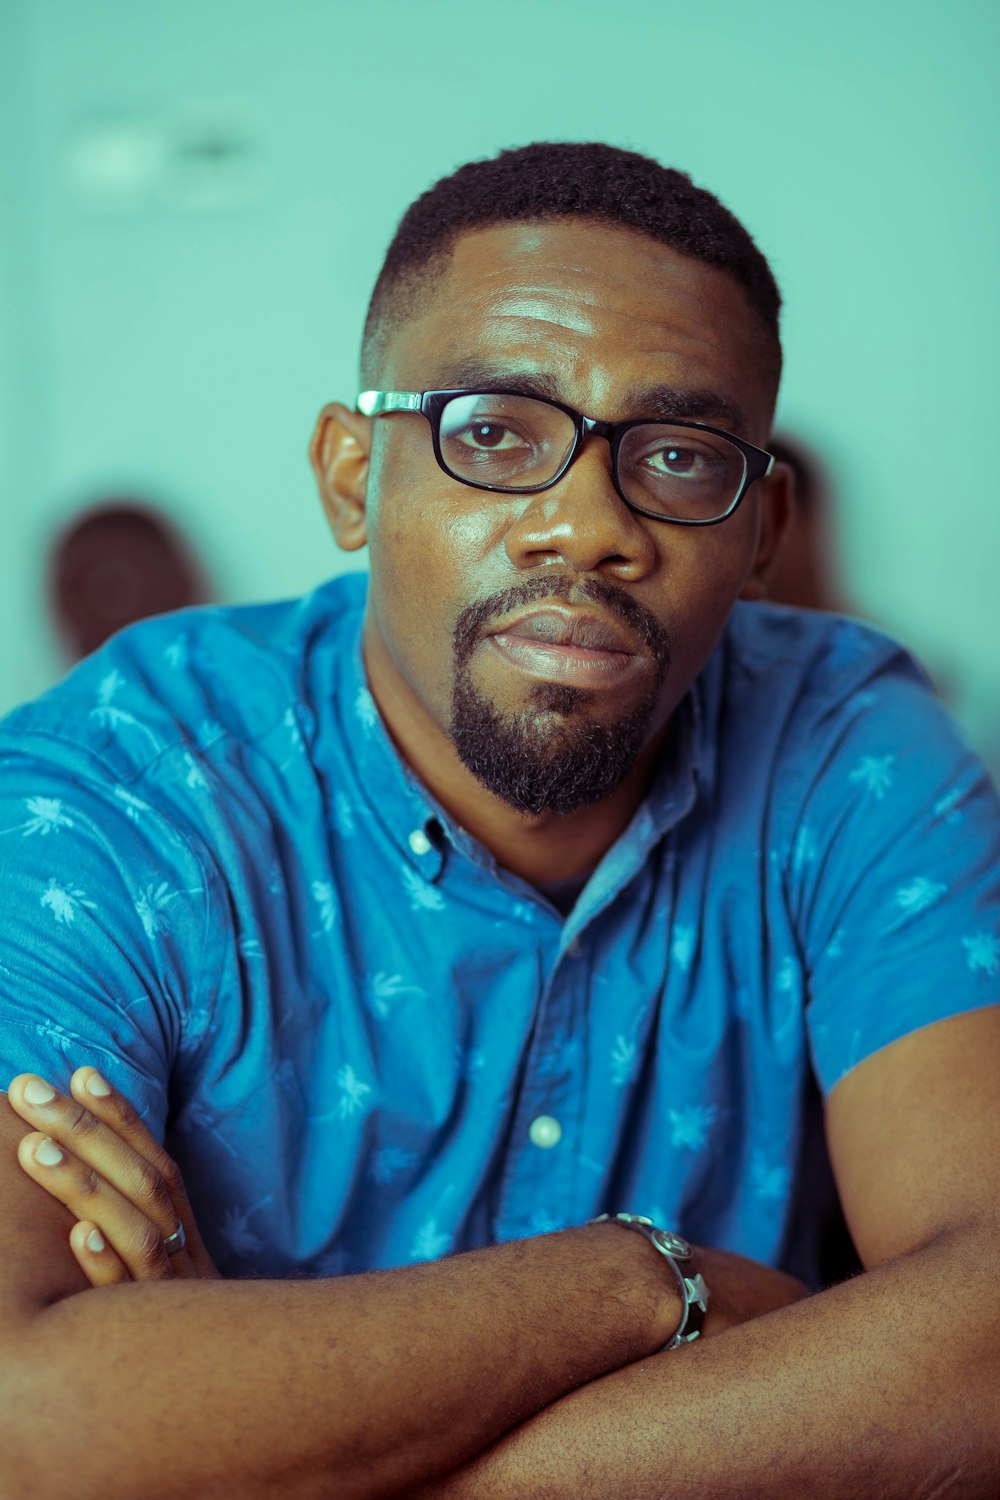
[163,1222,187,1256]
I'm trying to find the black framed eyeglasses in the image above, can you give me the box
[357,388,774,526]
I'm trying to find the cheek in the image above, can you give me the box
[365,458,512,705]
[369,491,503,607]
[678,506,761,595]
[654,522,760,658]
[369,442,510,597]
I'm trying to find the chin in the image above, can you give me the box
[450,673,661,818]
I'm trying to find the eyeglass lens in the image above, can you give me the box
[436,393,748,521]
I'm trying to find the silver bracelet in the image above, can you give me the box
[588,1211,710,1350]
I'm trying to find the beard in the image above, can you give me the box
[448,576,671,816]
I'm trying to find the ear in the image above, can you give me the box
[739,460,794,601]
[309,402,372,553]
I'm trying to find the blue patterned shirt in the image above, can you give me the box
[1,576,997,1284]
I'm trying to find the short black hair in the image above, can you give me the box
[361,141,781,383]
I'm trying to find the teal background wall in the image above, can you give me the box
[2,0,997,769]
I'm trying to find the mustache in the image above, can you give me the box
[452,575,671,671]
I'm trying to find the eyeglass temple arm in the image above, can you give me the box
[356,391,422,416]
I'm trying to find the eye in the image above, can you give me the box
[455,421,527,452]
[437,393,571,486]
[642,442,713,479]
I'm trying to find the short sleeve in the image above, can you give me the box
[0,735,220,1134]
[788,669,1000,1095]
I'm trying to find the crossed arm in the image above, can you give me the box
[0,1081,803,1500]
[3,1007,999,1499]
[421,1006,1000,1500]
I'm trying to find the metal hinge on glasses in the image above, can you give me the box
[357,391,421,415]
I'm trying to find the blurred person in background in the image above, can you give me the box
[1,144,998,1499]
[764,433,844,614]
[49,499,213,661]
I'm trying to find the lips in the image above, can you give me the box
[482,605,644,689]
[488,607,636,655]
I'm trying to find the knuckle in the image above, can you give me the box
[75,1165,103,1201]
[133,1216,169,1272]
[135,1156,171,1214]
[115,1095,141,1131]
[156,1152,185,1198]
[64,1099,100,1141]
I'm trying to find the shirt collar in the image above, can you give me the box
[324,600,446,882]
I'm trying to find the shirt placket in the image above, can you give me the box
[493,933,590,1240]
[489,788,698,1243]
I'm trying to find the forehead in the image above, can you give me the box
[381,218,778,438]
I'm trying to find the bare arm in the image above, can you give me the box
[414,1008,1000,1499]
[1,1066,809,1500]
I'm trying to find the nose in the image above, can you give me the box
[503,437,657,580]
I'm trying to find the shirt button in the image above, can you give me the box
[566,937,582,958]
[408,829,432,856]
[529,1115,562,1149]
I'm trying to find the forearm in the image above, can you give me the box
[420,1223,1000,1500]
[0,1226,677,1500]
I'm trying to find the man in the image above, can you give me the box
[1,143,998,1497]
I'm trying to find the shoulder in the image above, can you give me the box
[713,603,957,788]
[721,601,918,700]
[0,573,368,785]
[706,603,998,933]
[704,610,1000,1095]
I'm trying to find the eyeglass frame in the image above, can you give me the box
[356,388,775,527]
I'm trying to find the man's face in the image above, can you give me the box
[322,218,784,817]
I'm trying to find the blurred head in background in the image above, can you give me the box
[49,500,212,661]
[764,433,846,615]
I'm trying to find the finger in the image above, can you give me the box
[9,1070,216,1279]
[17,1130,180,1281]
[69,1220,131,1287]
[68,1067,217,1278]
[9,1072,187,1244]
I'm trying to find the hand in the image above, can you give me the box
[7,1066,219,1284]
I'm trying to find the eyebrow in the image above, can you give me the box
[427,361,748,431]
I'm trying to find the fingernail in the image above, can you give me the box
[85,1072,111,1097]
[86,1228,106,1253]
[34,1137,63,1166]
[24,1078,56,1105]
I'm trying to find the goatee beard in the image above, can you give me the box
[448,577,670,817]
